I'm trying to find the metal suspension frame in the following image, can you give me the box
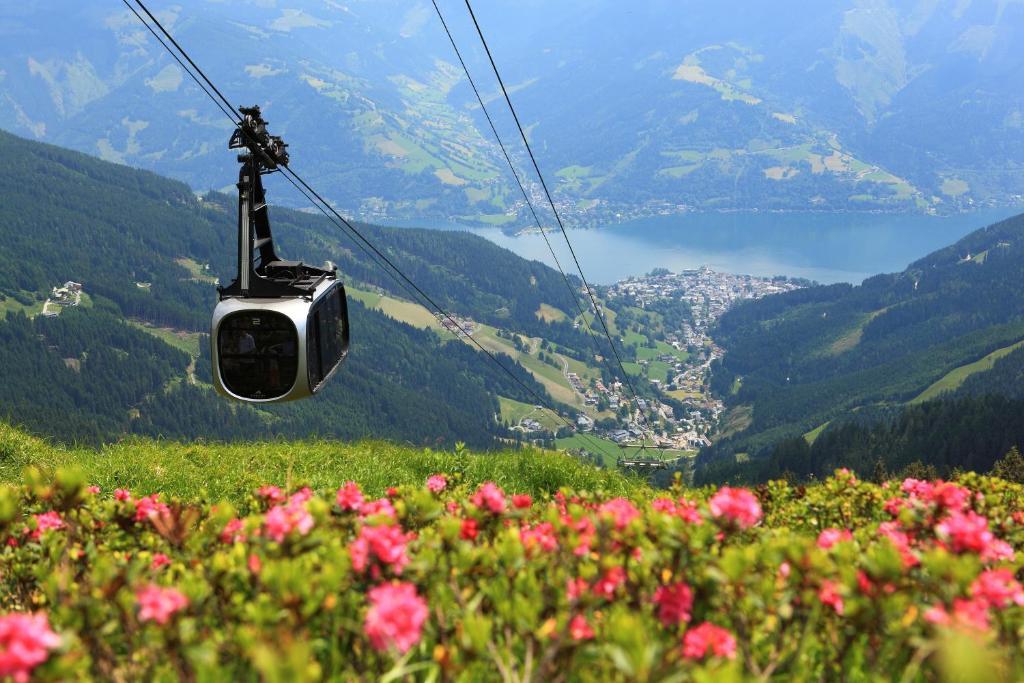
[218,106,335,301]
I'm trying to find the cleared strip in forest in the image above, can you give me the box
[911,339,1024,404]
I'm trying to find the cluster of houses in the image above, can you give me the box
[437,313,476,337]
[507,267,801,457]
[42,281,83,318]
[610,266,800,320]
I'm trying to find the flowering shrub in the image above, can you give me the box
[3,465,1024,680]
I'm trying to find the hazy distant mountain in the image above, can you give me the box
[1,0,1022,225]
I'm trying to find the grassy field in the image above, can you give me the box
[803,420,832,445]
[667,389,703,401]
[128,321,203,357]
[175,257,217,284]
[647,360,673,383]
[471,325,580,407]
[910,339,1024,404]
[636,340,688,363]
[556,433,683,468]
[348,286,443,331]
[0,423,641,503]
[497,396,562,432]
[535,303,568,323]
[0,292,45,318]
[555,433,631,467]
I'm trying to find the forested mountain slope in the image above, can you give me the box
[0,130,591,446]
[701,212,1024,478]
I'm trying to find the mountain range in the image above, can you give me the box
[1,0,1023,226]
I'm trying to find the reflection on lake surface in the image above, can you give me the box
[463,209,1020,284]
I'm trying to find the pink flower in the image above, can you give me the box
[598,498,640,530]
[86,485,100,495]
[901,479,969,511]
[653,497,705,522]
[652,498,677,515]
[511,494,533,509]
[566,577,588,602]
[564,514,596,557]
[682,622,737,660]
[653,582,693,627]
[923,603,950,626]
[350,524,412,575]
[930,482,970,511]
[289,487,313,505]
[970,569,1024,609]
[936,511,996,555]
[114,489,132,502]
[27,512,64,540]
[364,582,428,653]
[818,580,844,615]
[817,528,853,550]
[263,501,314,543]
[593,566,626,599]
[257,485,286,504]
[426,475,447,494]
[0,613,61,683]
[675,498,704,524]
[248,554,262,575]
[925,598,990,631]
[136,584,188,625]
[878,522,918,568]
[471,482,507,514]
[386,487,399,498]
[708,487,762,529]
[569,614,594,641]
[982,539,1015,563]
[150,553,171,570]
[884,497,906,516]
[336,481,365,512]
[220,518,246,544]
[459,518,478,541]
[520,522,559,554]
[360,498,397,521]
[134,495,170,523]
[901,478,932,498]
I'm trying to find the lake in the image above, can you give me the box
[458,208,1021,285]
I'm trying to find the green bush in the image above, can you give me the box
[3,455,1024,680]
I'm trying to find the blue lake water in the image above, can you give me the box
[453,208,1021,285]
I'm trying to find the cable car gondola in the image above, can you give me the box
[211,106,349,403]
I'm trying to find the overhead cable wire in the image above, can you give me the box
[455,0,657,446]
[130,0,238,119]
[123,0,622,455]
[120,0,238,125]
[431,0,652,457]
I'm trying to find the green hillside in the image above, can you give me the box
[0,130,606,448]
[702,211,1024,479]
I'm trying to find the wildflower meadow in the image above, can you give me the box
[3,455,1024,680]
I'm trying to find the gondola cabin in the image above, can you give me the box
[212,278,348,402]
[211,106,349,403]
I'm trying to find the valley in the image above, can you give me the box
[7,3,1024,680]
